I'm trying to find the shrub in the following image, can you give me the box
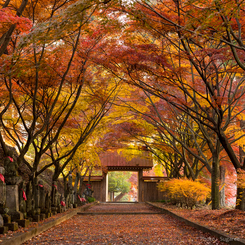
[157,200,170,203]
[158,178,210,209]
[87,196,95,203]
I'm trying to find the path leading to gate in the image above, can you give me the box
[24,203,227,245]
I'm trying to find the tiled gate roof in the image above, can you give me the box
[99,151,153,171]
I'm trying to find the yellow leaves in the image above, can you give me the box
[145,95,160,105]
[236,110,245,121]
[117,147,144,161]
[225,124,245,148]
[237,169,245,189]
[158,178,210,207]
[129,102,149,114]
[153,163,164,177]
[73,144,101,167]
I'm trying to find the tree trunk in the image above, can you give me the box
[236,142,245,210]
[115,192,126,202]
[236,187,245,211]
[109,192,114,201]
[73,172,80,203]
[52,164,60,181]
[220,166,226,207]
[217,130,241,169]
[217,130,245,209]
[78,167,90,196]
[211,153,220,210]
[63,174,68,199]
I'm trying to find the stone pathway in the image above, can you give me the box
[78,203,162,214]
[23,203,227,244]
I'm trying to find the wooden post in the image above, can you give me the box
[138,170,144,202]
[101,172,107,202]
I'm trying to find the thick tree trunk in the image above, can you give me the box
[78,175,84,196]
[216,130,245,209]
[115,192,126,202]
[236,143,245,210]
[236,187,245,211]
[63,174,68,199]
[217,131,241,169]
[220,166,226,207]
[211,154,220,210]
[73,172,80,203]
[52,164,61,182]
[109,192,114,201]
[78,167,89,196]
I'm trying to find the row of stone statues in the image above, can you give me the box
[0,165,92,234]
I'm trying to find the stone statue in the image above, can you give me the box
[51,181,58,207]
[38,180,46,213]
[19,181,27,218]
[26,181,33,217]
[4,152,21,185]
[60,194,65,207]
[45,192,51,217]
[83,184,93,197]
[0,167,5,180]
[0,167,6,211]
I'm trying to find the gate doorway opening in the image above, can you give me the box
[106,171,138,202]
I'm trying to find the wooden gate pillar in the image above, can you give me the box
[138,170,144,202]
[101,172,107,202]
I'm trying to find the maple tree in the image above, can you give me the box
[0,0,122,209]
[98,79,227,208]
[0,0,30,57]
[1,2,245,242]
[124,0,245,210]
[1,0,245,216]
[91,0,245,210]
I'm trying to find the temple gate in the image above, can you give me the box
[83,151,166,202]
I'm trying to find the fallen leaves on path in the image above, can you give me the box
[86,203,161,213]
[23,203,228,244]
[153,203,245,240]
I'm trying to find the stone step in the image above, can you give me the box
[78,212,163,215]
[2,214,11,224]
[0,226,8,234]
[17,219,30,228]
[40,213,46,221]
[5,222,18,231]
[33,215,40,222]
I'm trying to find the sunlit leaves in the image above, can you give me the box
[237,169,245,189]
[158,178,210,208]
[0,7,32,32]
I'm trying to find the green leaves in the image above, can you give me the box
[108,171,131,193]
